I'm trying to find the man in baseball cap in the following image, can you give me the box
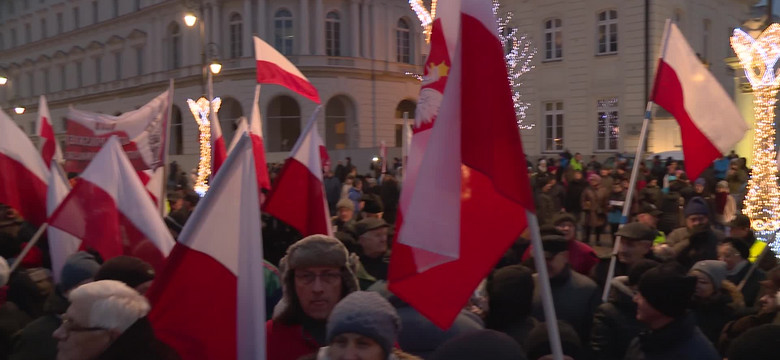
[636,204,665,245]
[353,218,390,283]
[592,222,660,289]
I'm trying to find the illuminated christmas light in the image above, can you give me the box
[187,96,222,196]
[408,0,436,43]
[731,24,780,255]
[493,0,536,129]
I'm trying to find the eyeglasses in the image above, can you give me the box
[294,271,341,285]
[60,317,106,333]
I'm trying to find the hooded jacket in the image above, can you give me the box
[591,276,646,360]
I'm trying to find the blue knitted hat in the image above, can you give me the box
[326,291,401,355]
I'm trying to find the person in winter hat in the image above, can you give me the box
[591,222,660,289]
[665,196,725,269]
[718,238,765,307]
[267,235,359,360]
[485,265,536,347]
[624,262,719,360]
[94,256,155,295]
[429,329,527,360]
[316,291,416,360]
[688,260,743,346]
[717,265,780,354]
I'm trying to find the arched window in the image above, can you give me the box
[326,96,356,150]
[325,11,341,57]
[229,13,242,59]
[267,95,301,151]
[396,19,412,63]
[168,22,181,69]
[394,100,416,146]
[217,97,243,146]
[170,105,183,155]
[274,9,294,55]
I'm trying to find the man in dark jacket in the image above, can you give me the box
[52,280,179,360]
[354,218,390,282]
[666,197,724,269]
[485,265,536,347]
[592,222,660,289]
[624,263,719,360]
[718,238,765,307]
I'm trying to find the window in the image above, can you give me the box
[25,23,31,43]
[544,18,562,60]
[40,18,47,39]
[543,102,564,152]
[325,96,353,150]
[396,19,411,63]
[135,47,144,76]
[113,0,119,17]
[43,68,49,93]
[59,64,66,91]
[702,19,711,63]
[73,6,80,29]
[57,12,63,33]
[267,95,301,152]
[10,29,17,47]
[325,11,341,56]
[596,98,619,151]
[596,10,617,54]
[168,22,181,69]
[274,9,294,55]
[75,61,82,87]
[229,13,242,58]
[170,106,183,155]
[92,1,98,23]
[114,51,122,80]
[95,56,102,83]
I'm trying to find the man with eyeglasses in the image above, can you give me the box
[267,235,359,360]
[52,280,178,360]
[718,238,766,308]
[354,218,390,284]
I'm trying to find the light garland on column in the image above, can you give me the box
[187,96,222,196]
[731,24,780,255]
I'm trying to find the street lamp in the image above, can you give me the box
[0,76,7,85]
[14,106,25,115]
[183,13,197,27]
[209,60,222,75]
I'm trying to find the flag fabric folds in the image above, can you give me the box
[650,21,748,180]
[48,136,175,272]
[249,85,271,193]
[388,0,535,328]
[210,107,227,176]
[37,95,63,165]
[46,160,80,283]
[0,109,49,226]
[254,36,320,104]
[148,135,265,360]
[227,116,248,155]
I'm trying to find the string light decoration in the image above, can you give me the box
[731,24,780,255]
[187,96,222,196]
[409,0,436,43]
[493,0,536,129]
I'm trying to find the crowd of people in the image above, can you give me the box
[1,150,780,360]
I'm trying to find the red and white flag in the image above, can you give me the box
[37,95,63,165]
[227,116,248,155]
[45,160,80,283]
[148,135,265,360]
[388,0,535,328]
[0,109,49,226]
[651,21,747,180]
[249,85,271,193]
[136,168,165,211]
[63,87,171,173]
[263,109,332,237]
[210,106,227,176]
[48,136,175,272]
[254,36,320,104]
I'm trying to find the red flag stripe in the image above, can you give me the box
[256,60,321,104]
[263,158,331,236]
[0,153,48,225]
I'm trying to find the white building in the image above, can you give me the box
[507,0,755,159]
[0,0,424,171]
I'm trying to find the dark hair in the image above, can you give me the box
[485,265,534,330]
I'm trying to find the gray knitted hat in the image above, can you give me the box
[60,251,101,293]
[690,260,727,291]
[326,291,401,356]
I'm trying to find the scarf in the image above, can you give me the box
[715,192,729,213]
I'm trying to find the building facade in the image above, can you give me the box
[0,0,424,171]
[507,0,755,159]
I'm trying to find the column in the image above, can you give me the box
[350,0,360,57]
[370,1,379,59]
[209,4,217,47]
[386,5,393,63]
[243,0,252,57]
[314,0,324,55]
[360,0,370,58]
[214,2,222,57]
[257,0,267,40]
[299,0,310,55]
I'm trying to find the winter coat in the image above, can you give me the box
[266,320,323,360]
[532,266,602,345]
[667,227,724,269]
[323,176,342,215]
[657,192,683,235]
[623,313,720,360]
[591,252,661,291]
[639,185,662,208]
[592,276,646,360]
[726,169,748,194]
[96,317,179,360]
[582,186,609,227]
[690,282,743,347]
[564,179,588,214]
[9,289,68,360]
[718,310,779,355]
[726,261,765,308]
[535,192,558,227]
[0,295,31,359]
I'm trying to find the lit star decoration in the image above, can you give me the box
[493,0,536,129]
[409,0,436,43]
[187,96,222,196]
[731,24,780,255]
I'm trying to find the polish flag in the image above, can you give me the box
[211,107,227,176]
[249,85,271,192]
[45,160,81,283]
[263,110,332,237]
[148,135,265,360]
[227,116,248,155]
[37,95,63,165]
[388,0,536,328]
[47,136,175,273]
[0,109,49,226]
[136,168,165,211]
[651,21,747,180]
[255,36,320,104]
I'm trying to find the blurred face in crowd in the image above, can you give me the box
[337,207,354,222]
[648,179,658,187]
[294,266,343,320]
[634,292,668,329]
[667,162,678,173]
[359,227,389,258]
[617,239,652,265]
[686,214,709,230]
[168,198,183,212]
[759,287,779,313]
[545,251,569,278]
[730,226,750,239]
[600,169,611,177]
[328,333,385,360]
[575,153,582,161]
[555,221,576,241]
[690,270,716,299]
[53,304,116,360]
[637,213,658,228]
[573,171,583,181]
[718,243,743,271]
[589,177,600,187]
[612,183,623,193]
[694,183,705,194]
[542,180,556,193]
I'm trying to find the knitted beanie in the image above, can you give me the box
[684,197,710,217]
[690,260,727,292]
[326,291,401,356]
[336,198,354,212]
[638,262,696,318]
[60,251,101,293]
[94,256,155,289]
